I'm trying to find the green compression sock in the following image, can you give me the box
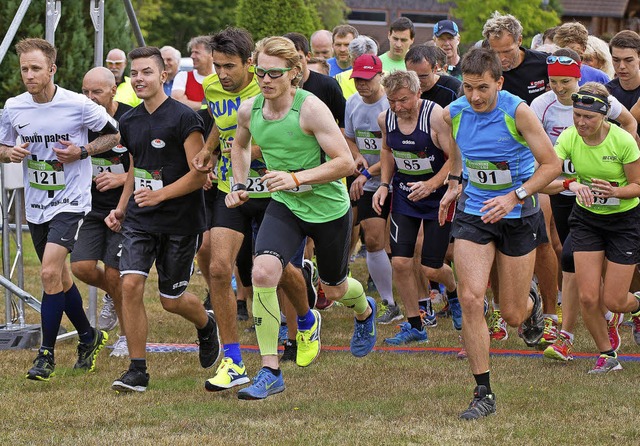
[253,286,281,356]
[338,277,369,315]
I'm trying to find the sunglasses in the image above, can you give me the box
[255,66,292,79]
[571,92,607,105]
[546,55,579,66]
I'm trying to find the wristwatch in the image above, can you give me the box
[515,186,527,201]
[230,183,247,192]
[379,182,391,190]
[79,145,89,160]
[447,173,462,183]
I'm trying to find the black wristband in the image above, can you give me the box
[447,173,461,183]
[230,183,247,192]
[379,182,390,190]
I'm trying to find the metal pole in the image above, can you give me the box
[90,0,105,67]
[122,0,146,47]
[0,0,32,67]
[14,189,25,326]
[0,275,41,313]
[45,1,61,45]
[1,169,13,326]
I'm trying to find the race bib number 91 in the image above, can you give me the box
[27,159,65,191]
[466,160,513,190]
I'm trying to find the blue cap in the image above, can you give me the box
[434,20,459,37]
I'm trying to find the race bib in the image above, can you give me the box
[593,196,620,206]
[355,130,382,155]
[394,151,433,175]
[284,184,312,193]
[229,174,268,195]
[27,159,65,191]
[466,160,513,190]
[562,159,576,176]
[92,157,125,178]
[134,168,163,191]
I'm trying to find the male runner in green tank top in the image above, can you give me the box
[226,36,377,400]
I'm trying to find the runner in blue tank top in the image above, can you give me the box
[438,48,561,420]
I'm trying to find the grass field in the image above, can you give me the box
[0,239,639,445]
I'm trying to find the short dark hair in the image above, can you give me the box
[128,46,165,71]
[210,26,254,63]
[16,38,56,65]
[609,30,640,56]
[390,17,415,39]
[460,47,502,81]
[543,26,558,44]
[283,32,310,55]
[405,44,443,69]
[332,24,359,41]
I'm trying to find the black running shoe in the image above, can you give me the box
[112,367,150,393]
[203,291,212,312]
[281,339,297,362]
[459,385,496,420]
[236,300,249,321]
[519,280,544,347]
[26,349,55,381]
[197,313,220,368]
[74,328,108,372]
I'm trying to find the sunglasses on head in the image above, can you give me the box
[571,92,607,105]
[547,55,579,66]
[255,66,292,79]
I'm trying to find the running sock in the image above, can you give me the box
[366,249,394,305]
[543,313,558,323]
[264,366,281,376]
[197,315,214,336]
[473,371,492,394]
[338,277,369,315]
[40,290,66,351]
[64,283,93,344]
[131,358,147,372]
[600,349,616,358]
[429,280,440,291]
[223,343,242,365]
[493,301,500,312]
[560,330,574,343]
[408,316,422,331]
[297,309,315,331]
[252,286,281,356]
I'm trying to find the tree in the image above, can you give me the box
[135,0,238,54]
[310,0,350,30]
[236,0,318,41]
[440,0,561,46]
[0,0,134,108]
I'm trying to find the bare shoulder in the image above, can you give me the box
[237,96,257,122]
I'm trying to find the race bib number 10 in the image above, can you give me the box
[134,168,163,191]
[466,160,513,190]
[27,159,65,191]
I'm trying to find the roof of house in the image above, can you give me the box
[559,0,628,18]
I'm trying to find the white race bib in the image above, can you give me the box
[27,159,65,191]
[134,168,163,191]
[355,130,382,155]
[394,151,433,175]
[91,157,125,178]
[466,160,513,190]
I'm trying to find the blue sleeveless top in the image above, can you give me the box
[449,90,539,218]
[385,99,446,219]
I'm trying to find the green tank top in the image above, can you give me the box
[250,88,350,223]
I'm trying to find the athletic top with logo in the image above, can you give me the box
[0,87,111,224]
[554,124,639,215]
[203,72,270,198]
[450,90,539,218]
[118,97,205,235]
[421,75,461,109]
[531,91,626,197]
[250,88,350,223]
[87,102,132,217]
[345,93,390,192]
[502,48,548,105]
[385,99,446,219]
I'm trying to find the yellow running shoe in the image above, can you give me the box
[204,357,250,391]
[296,309,322,367]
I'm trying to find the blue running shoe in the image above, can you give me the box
[449,297,462,331]
[237,368,285,400]
[384,322,428,345]
[350,296,377,357]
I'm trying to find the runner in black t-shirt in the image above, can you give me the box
[607,31,640,135]
[71,67,132,357]
[106,46,219,393]
[406,44,461,109]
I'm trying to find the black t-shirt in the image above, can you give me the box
[421,74,461,108]
[301,70,346,128]
[446,60,462,80]
[606,78,640,112]
[119,97,206,235]
[88,102,132,217]
[502,48,549,105]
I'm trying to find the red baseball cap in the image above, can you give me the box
[350,54,383,80]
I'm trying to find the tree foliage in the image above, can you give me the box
[0,0,133,108]
[135,0,237,54]
[309,0,350,30]
[441,0,561,46]
[236,0,320,41]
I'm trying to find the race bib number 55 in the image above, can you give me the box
[134,168,163,191]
